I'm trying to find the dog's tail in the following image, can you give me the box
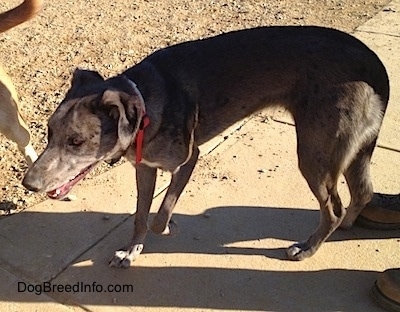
[0,0,43,33]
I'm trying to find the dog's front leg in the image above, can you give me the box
[151,147,200,235]
[109,164,157,268]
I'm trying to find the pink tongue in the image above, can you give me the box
[47,183,73,200]
[46,164,96,200]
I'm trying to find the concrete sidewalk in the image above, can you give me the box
[0,1,399,311]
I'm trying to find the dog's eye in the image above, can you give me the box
[67,137,84,147]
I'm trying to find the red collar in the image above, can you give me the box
[135,113,150,164]
[124,77,150,165]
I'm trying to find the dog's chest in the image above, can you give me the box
[139,158,163,169]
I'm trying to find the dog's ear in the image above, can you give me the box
[100,90,140,149]
[65,69,105,100]
[71,69,104,86]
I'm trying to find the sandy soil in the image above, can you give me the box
[0,0,390,212]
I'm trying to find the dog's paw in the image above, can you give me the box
[339,216,355,230]
[286,242,314,261]
[160,220,179,237]
[109,244,143,268]
[151,216,179,236]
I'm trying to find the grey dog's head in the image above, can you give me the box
[22,69,144,199]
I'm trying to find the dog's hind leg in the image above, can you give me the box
[340,140,376,229]
[287,82,385,260]
[287,147,346,260]
[340,85,384,229]
[151,145,200,235]
[109,164,157,268]
[287,100,348,260]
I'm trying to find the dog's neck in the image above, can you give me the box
[125,78,150,165]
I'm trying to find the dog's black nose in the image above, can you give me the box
[22,174,43,192]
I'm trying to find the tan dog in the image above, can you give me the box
[0,0,43,165]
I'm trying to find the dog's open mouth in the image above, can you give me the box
[47,163,97,200]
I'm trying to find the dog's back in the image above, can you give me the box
[128,26,389,144]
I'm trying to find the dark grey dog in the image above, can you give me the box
[23,26,389,268]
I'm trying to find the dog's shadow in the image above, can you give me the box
[0,205,397,311]
[1,205,397,267]
[144,205,398,260]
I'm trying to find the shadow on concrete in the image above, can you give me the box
[0,205,396,311]
[1,266,384,311]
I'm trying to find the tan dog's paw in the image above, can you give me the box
[22,143,38,166]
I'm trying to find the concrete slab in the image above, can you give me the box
[354,30,400,151]
[0,267,83,312]
[199,118,252,156]
[0,199,129,283]
[354,0,400,151]
[49,216,395,312]
[357,0,400,36]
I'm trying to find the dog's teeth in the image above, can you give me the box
[56,189,61,195]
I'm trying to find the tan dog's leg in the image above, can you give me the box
[0,67,37,165]
[0,0,43,165]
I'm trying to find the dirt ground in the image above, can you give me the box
[0,0,390,212]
